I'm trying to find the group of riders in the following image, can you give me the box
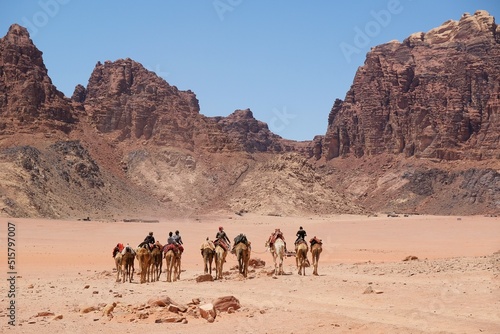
[113,225,322,259]
[266,226,322,253]
[112,230,184,258]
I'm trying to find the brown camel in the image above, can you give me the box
[150,243,163,282]
[121,251,135,283]
[311,242,322,276]
[200,238,215,275]
[164,248,181,282]
[114,252,122,282]
[296,242,309,275]
[136,247,151,283]
[234,241,251,278]
[214,244,227,280]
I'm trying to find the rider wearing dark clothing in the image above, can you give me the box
[295,226,307,245]
[215,226,231,250]
[138,232,155,248]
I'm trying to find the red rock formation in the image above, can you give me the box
[0,24,75,134]
[324,10,500,161]
[83,58,200,148]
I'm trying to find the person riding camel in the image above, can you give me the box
[200,237,215,256]
[121,243,136,256]
[138,232,155,249]
[268,228,287,252]
[173,230,184,253]
[215,226,231,251]
[164,231,181,253]
[112,243,124,258]
[295,226,307,250]
[232,233,249,253]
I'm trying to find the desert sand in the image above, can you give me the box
[1,213,499,333]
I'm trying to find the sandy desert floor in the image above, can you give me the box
[0,213,499,333]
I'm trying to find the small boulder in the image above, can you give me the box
[199,303,216,322]
[213,296,241,312]
[196,274,214,283]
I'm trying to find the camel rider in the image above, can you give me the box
[215,226,231,251]
[121,243,136,256]
[167,231,177,245]
[173,230,184,253]
[200,237,213,256]
[138,232,155,249]
[295,226,307,243]
[173,230,183,245]
[232,233,248,253]
[112,243,124,258]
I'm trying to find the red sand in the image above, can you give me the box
[1,214,499,333]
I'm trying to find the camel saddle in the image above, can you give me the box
[310,236,322,246]
[163,243,181,254]
[268,231,284,246]
[214,239,229,251]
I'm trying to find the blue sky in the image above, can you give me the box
[1,1,498,141]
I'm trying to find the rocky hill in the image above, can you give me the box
[323,10,500,161]
[0,12,498,219]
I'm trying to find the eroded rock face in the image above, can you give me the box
[83,58,201,147]
[324,10,500,161]
[0,24,75,133]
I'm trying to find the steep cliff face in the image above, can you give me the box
[325,10,500,161]
[0,24,75,134]
[82,58,201,148]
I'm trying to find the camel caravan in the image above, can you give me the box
[112,226,323,284]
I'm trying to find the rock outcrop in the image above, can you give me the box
[0,24,75,134]
[83,58,200,148]
[324,10,500,161]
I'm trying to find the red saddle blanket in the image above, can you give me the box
[163,244,183,253]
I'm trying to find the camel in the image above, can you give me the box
[200,239,215,275]
[114,252,122,282]
[150,243,163,282]
[136,247,152,283]
[214,244,227,280]
[234,241,251,278]
[311,242,322,276]
[164,248,181,282]
[121,250,135,283]
[296,242,309,275]
[266,238,285,275]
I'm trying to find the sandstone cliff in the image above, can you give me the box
[324,10,500,161]
[0,24,76,134]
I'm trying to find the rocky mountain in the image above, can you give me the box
[323,10,500,161]
[0,12,498,219]
[0,24,76,135]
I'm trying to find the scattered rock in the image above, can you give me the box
[213,296,241,312]
[81,306,97,314]
[36,311,55,317]
[249,258,266,268]
[199,303,216,322]
[403,255,419,261]
[196,274,214,283]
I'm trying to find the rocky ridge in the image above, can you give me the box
[0,12,499,219]
[323,10,500,161]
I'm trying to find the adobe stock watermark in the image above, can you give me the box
[21,0,71,38]
[144,64,170,80]
[339,0,405,63]
[213,0,243,21]
[269,106,296,133]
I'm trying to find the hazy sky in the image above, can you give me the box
[1,1,498,141]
